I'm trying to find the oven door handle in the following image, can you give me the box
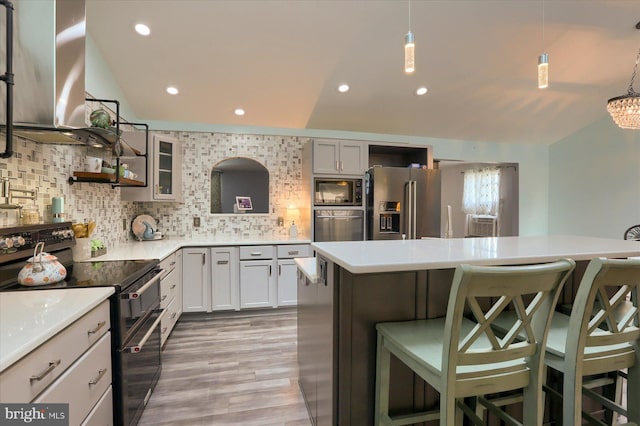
[123,308,165,354]
[121,269,164,300]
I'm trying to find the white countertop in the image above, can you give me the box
[311,235,640,274]
[86,237,311,262]
[295,257,318,283]
[0,287,115,373]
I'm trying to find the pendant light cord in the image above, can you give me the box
[408,0,412,31]
[628,48,640,95]
[542,0,545,48]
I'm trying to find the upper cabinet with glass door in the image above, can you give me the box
[121,134,183,202]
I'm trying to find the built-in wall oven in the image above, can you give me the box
[0,222,163,426]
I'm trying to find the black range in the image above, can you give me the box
[0,222,163,426]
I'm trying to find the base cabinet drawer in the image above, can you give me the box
[161,296,180,348]
[34,332,112,426]
[239,245,274,260]
[0,300,110,403]
[81,386,113,426]
[277,244,311,258]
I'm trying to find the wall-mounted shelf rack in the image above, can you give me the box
[68,98,149,189]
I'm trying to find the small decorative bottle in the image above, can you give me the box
[289,221,298,240]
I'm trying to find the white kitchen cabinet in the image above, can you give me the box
[121,133,183,202]
[312,139,366,175]
[211,247,239,311]
[239,259,275,309]
[277,260,298,306]
[276,244,312,306]
[182,248,210,312]
[34,333,112,426]
[160,249,182,347]
[239,245,276,309]
[0,299,112,425]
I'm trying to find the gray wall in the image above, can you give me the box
[549,116,640,239]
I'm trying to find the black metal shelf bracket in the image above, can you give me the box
[1,0,14,158]
[68,102,150,189]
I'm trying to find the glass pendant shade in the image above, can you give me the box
[404,31,415,74]
[538,53,549,89]
[607,47,640,130]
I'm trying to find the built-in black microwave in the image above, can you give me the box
[314,178,363,206]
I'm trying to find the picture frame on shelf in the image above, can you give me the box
[235,196,253,211]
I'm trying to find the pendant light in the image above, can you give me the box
[404,1,415,74]
[607,24,640,129]
[538,0,548,89]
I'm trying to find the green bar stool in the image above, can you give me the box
[374,259,575,426]
[490,257,640,425]
[544,258,640,425]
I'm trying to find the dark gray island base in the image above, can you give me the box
[296,236,640,425]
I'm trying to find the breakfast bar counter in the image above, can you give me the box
[300,236,640,425]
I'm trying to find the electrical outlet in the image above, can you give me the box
[277,216,284,226]
[193,217,201,227]
[123,218,127,231]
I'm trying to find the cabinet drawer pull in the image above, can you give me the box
[88,368,107,386]
[171,312,177,319]
[162,327,168,334]
[170,261,176,267]
[161,295,167,301]
[87,321,106,335]
[217,260,229,265]
[30,359,61,382]
[279,265,282,275]
[288,250,299,255]
[170,284,176,289]
[250,252,262,256]
[335,160,339,171]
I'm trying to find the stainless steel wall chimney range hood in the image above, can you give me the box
[0,0,116,151]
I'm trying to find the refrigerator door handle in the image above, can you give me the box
[412,180,418,239]
[404,181,412,239]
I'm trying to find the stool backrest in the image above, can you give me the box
[566,257,640,375]
[442,259,575,393]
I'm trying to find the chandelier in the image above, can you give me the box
[607,47,640,130]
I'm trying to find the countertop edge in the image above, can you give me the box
[87,238,312,262]
[0,287,115,373]
[312,236,640,274]
[295,257,318,283]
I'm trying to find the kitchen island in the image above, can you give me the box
[299,235,640,425]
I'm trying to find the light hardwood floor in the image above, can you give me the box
[138,309,311,426]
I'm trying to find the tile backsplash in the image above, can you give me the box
[1,131,309,249]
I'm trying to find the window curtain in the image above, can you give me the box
[462,167,501,215]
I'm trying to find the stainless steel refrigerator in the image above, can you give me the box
[366,167,441,240]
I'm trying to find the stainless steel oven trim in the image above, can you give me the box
[120,269,163,299]
[123,308,165,353]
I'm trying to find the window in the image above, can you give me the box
[462,167,501,215]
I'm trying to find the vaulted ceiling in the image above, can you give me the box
[87,0,640,145]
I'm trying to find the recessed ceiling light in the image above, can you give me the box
[134,23,151,36]
[234,108,245,116]
[416,87,428,96]
[166,86,179,95]
[338,84,350,93]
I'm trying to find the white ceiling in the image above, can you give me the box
[86,0,640,146]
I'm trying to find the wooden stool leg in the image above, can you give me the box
[375,334,391,426]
